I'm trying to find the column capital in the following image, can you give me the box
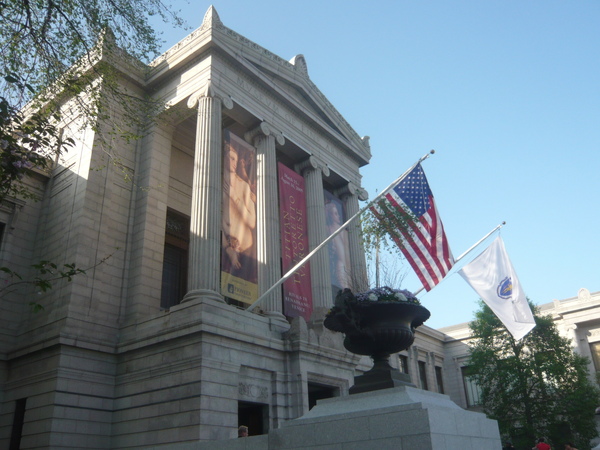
[333,181,357,199]
[295,156,330,177]
[564,323,578,332]
[357,187,369,201]
[244,121,285,146]
[334,182,369,202]
[187,80,234,110]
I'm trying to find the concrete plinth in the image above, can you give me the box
[197,386,501,449]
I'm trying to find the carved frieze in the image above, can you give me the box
[238,382,269,401]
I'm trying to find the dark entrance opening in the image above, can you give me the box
[10,398,27,450]
[238,401,268,436]
[308,383,338,410]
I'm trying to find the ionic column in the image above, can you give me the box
[336,182,369,292]
[296,156,332,310]
[183,81,233,302]
[245,122,285,317]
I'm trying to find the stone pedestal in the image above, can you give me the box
[198,386,501,449]
[349,362,415,394]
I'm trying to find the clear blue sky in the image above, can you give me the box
[152,1,600,329]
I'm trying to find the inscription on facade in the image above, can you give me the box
[238,382,269,401]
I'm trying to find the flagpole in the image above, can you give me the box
[247,149,436,313]
[411,221,506,296]
[455,221,506,262]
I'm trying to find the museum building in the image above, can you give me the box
[1,6,599,448]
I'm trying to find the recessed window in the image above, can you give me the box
[418,361,428,390]
[435,366,444,394]
[461,366,482,407]
[399,354,409,374]
[160,209,190,309]
[589,342,600,372]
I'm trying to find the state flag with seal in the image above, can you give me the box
[459,236,535,340]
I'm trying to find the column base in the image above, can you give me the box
[265,311,291,333]
[182,289,225,304]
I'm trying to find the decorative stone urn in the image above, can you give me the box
[324,288,431,394]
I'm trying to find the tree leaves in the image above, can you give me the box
[468,301,600,449]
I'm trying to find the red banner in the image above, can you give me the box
[278,163,312,320]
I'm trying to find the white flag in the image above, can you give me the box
[459,236,535,340]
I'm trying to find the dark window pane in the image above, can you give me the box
[161,244,186,309]
[435,366,444,394]
[418,361,428,390]
[399,355,409,374]
[160,209,190,309]
[10,398,27,450]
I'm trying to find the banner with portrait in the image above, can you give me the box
[220,130,258,304]
[324,190,352,295]
[278,162,313,320]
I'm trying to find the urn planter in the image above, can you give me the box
[324,289,431,394]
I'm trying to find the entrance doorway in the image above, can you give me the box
[238,401,268,436]
[308,383,338,410]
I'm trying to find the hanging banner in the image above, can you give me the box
[221,131,258,304]
[324,190,352,294]
[278,162,313,320]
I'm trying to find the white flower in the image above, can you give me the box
[368,293,378,301]
[394,292,407,301]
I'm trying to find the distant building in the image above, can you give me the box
[434,287,600,411]
[1,5,598,448]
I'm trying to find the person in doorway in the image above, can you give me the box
[238,425,248,438]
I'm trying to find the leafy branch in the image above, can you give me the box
[360,196,419,288]
[0,251,117,310]
[360,197,418,259]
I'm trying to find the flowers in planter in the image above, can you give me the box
[324,287,423,335]
[354,286,420,304]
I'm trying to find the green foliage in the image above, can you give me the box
[0,261,85,310]
[0,0,183,106]
[0,1,181,298]
[361,197,418,260]
[1,251,116,310]
[359,196,418,289]
[468,301,600,449]
[0,75,76,202]
[0,0,183,203]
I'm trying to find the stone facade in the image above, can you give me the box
[0,5,597,449]
[0,7,369,448]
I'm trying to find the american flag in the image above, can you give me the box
[370,163,454,291]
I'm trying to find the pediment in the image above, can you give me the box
[249,59,343,134]
[148,6,370,165]
[215,24,369,160]
[148,6,371,165]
